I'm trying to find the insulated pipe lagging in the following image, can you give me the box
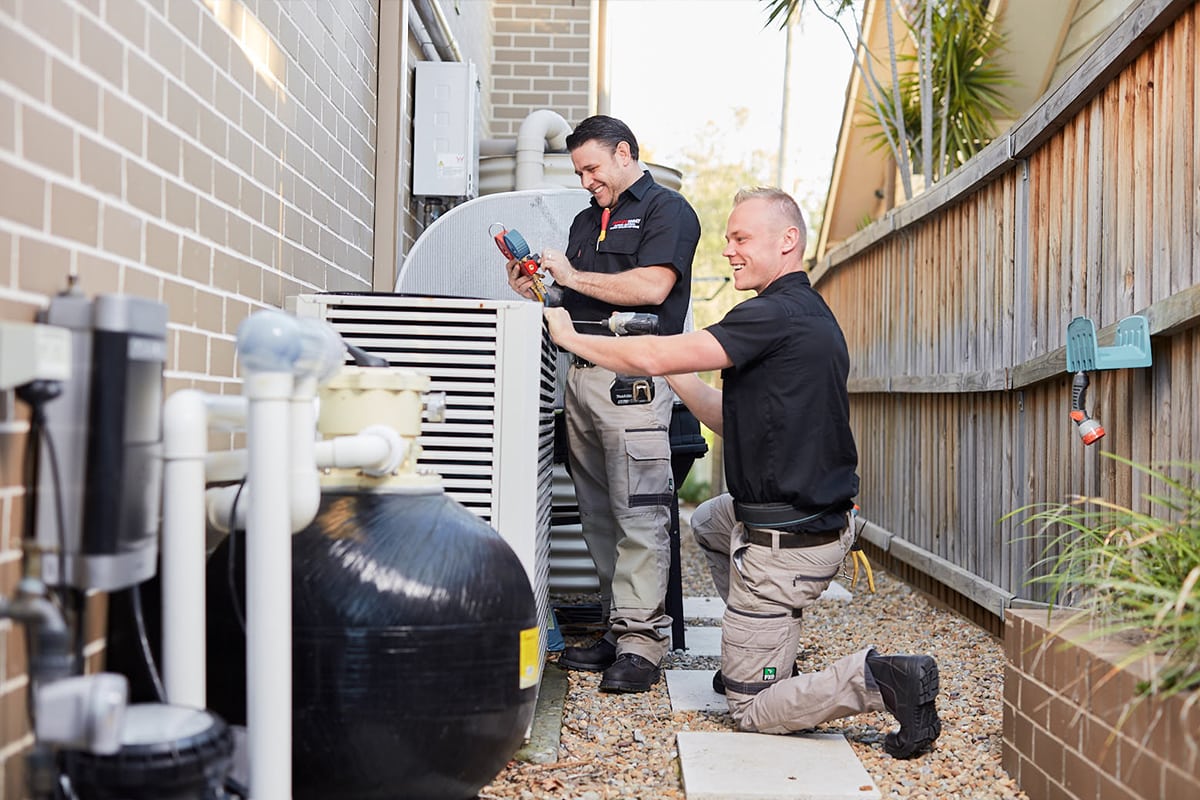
[515,109,572,190]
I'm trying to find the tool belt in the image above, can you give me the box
[570,354,595,368]
[735,501,845,534]
[742,527,840,548]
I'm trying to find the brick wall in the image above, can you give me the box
[490,0,592,136]
[0,0,381,794]
[1003,609,1200,799]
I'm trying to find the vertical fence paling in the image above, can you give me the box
[821,4,1200,606]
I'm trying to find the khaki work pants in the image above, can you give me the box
[564,364,674,663]
[691,494,886,733]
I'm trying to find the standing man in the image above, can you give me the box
[507,115,700,693]
[541,187,941,758]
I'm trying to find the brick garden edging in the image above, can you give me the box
[1003,609,1199,799]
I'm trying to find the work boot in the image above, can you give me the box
[865,651,941,759]
[712,663,798,695]
[598,653,660,693]
[558,637,616,672]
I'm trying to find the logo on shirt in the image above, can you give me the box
[610,217,641,231]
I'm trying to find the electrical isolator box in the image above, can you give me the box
[413,60,480,199]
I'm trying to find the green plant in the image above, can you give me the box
[1011,456,1200,699]
[761,0,1013,199]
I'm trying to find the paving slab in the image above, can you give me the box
[514,665,568,764]
[677,625,722,656]
[683,595,727,622]
[676,731,881,800]
[665,669,727,713]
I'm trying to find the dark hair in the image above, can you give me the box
[565,115,639,160]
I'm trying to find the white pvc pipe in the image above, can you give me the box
[160,390,247,709]
[243,370,294,800]
[289,380,321,534]
[515,109,572,190]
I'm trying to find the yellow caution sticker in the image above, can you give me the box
[519,626,540,689]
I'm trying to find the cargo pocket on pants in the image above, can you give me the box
[720,608,795,697]
[624,428,672,509]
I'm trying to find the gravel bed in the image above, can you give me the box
[479,510,1029,800]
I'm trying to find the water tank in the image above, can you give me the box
[206,487,539,800]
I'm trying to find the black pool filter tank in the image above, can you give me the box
[206,486,540,800]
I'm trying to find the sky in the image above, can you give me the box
[605,0,856,204]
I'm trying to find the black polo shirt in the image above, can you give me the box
[563,171,700,335]
[706,271,859,532]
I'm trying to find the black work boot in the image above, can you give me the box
[866,651,941,759]
[598,653,660,693]
[558,637,617,672]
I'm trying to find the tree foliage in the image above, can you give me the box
[762,0,1012,199]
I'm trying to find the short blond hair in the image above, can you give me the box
[733,187,807,254]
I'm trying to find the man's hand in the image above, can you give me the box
[543,306,576,348]
[506,257,539,300]
[540,248,578,290]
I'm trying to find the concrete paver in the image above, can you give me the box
[676,731,882,800]
[665,669,726,713]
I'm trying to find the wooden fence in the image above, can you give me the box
[812,0,1199,633]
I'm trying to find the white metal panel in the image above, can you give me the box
[295,293,559,664]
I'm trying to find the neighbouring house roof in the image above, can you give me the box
[815,0,1138,262]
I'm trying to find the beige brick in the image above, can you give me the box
[182,140,213,193]
[50,184,100,246]
[121,263,161,301]
[127,49,165,114]
[103,90,145,156]
[106,0,147,50]
[180,236,211,283]
[79,13,124,89]
[0,160,46,231]
[176,328,207,374]
[197,106,227,153]
[21,104,73,178]
[147,117,181,175]
[15,236,72,297]
[163,277,196,323]
[144,221,179,273]
[0,21,48,101]
[165,0,201,48]
[78,135,122,198]
[76,251,121,294]
[147,13,183,80]
[50,58,100,129]
[102,204,144,262]
[184,46,214,104]
[164,180,197,229]
[213,160,239,208]
[195,288,224,333]
[125,159,162,216]
[0,93,13,152]
[209,334,236,377]
[166,81,199,137]
[198,11,230,73]
[0,230,11,285]
[197,197,226,244]
[18,0,74,58]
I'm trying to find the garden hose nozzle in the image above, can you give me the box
[1070,370,1105,446]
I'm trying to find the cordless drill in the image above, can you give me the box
[576,312,660,336]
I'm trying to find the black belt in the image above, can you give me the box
[570,354,595,368]
[743,527,841,548]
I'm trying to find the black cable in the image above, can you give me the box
[227,480,247,634]
[130,582,167,702]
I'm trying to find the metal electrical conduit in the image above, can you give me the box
[412,0,462,62]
